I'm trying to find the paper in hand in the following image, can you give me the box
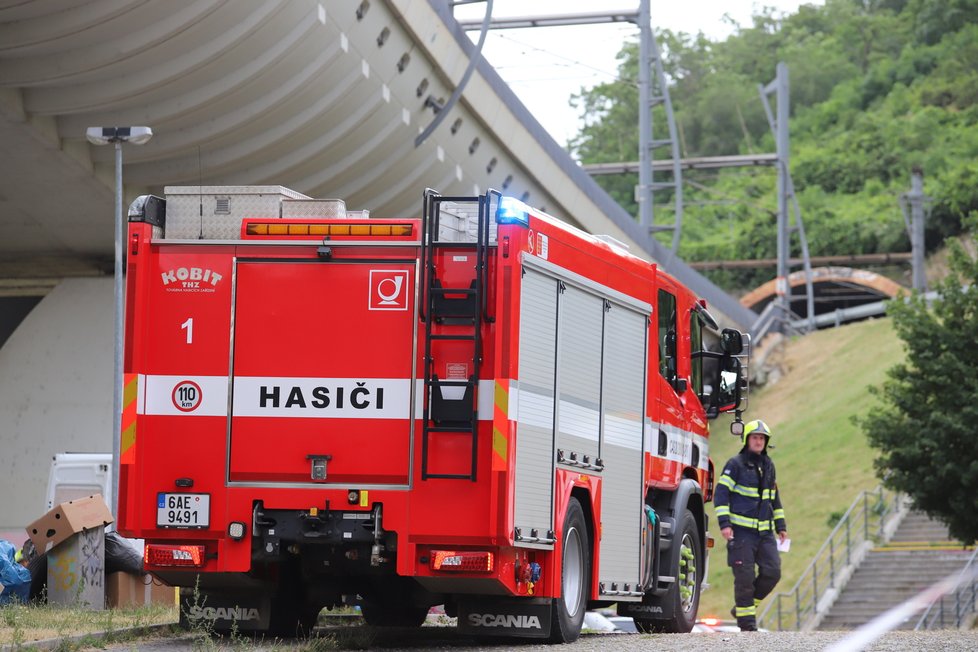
[777,538,791,552]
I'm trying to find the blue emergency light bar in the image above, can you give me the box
[495,196,530,226]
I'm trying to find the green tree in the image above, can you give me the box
[568,1,978,293]
[859,218,978,544]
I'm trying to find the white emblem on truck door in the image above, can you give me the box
[369,270,409,310]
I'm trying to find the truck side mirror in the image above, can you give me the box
[720,328,743,355]
[715,357,742,413]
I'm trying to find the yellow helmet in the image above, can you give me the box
[742,419,772,446]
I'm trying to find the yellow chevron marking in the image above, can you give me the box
[494,381,508,413]
[123,376,138,407]
[121,422,136,453]
[493,428,507,460]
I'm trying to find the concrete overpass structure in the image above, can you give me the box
[0,0,756,528]
[741,266,905,316]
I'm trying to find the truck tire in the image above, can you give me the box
[549,497,589,643]
[266,598,321,637]
[265,564,319,637]
[633,508,701,633]
[360,598,429,627]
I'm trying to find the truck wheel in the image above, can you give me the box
[265,569,319,637]
[266,598,320,637]
[671,509,702,632]
[549,497,589,643]
[634,509,701,633]
[360,598,429,627]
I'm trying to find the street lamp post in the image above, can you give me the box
[85,126,153,522]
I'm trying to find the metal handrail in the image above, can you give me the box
[750,301,778,342]
[758,486,907,631]
[751,300,809,343]
[914,547,978,630]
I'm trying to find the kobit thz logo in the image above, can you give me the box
[369,270,409,311]
[161,267,223,293]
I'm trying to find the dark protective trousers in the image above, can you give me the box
[727,527,781,629]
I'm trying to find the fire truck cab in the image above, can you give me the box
[120,187,747,641]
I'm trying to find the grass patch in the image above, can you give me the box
[304,627,378,650]
[0,601,179,648]
[699,317,903,617]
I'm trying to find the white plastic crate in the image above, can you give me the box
[435,201,496,243]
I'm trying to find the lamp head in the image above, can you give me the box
[86,126,153,146]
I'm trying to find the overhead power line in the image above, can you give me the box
[689,253,912,270]
[582,153,777,174]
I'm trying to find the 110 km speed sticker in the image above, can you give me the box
[172,380,202,412]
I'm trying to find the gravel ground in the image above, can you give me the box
[86,628,978,651]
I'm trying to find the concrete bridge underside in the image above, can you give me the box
[0,0,755,528]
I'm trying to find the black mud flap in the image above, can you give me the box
[457,597,552,638]
[180,589,271,631]
[618,593,675,620]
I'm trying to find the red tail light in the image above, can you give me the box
[430,550,494,572]
[145,544,205,568]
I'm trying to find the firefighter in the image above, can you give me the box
[714,419,788,632]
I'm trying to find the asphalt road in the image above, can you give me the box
[90,626,978,651]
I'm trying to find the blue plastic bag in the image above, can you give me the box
[0,540,31,604]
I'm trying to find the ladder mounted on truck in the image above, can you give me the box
[418,190,497,481]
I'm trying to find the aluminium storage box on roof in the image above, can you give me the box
[164,185,310,239]
[281,198,346,218]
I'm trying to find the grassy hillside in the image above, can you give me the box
[699,316,904,618]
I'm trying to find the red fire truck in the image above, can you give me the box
[119,186,747,641]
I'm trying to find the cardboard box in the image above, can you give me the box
[26,494,114,553]
[106,572,176,608]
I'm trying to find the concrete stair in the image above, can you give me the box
[818,510,973,630]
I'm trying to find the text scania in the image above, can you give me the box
[161,267,223,289]
[188,605,260,621]
[259,382,384,410]
[625,604,664,614]
[468,613,543,629]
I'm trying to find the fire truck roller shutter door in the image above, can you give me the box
[597,301,648,594]
[554,284,602,465]
[513,267,558,546]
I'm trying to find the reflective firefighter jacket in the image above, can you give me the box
[715,450,787,533]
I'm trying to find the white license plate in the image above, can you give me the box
[157,493,210,528]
